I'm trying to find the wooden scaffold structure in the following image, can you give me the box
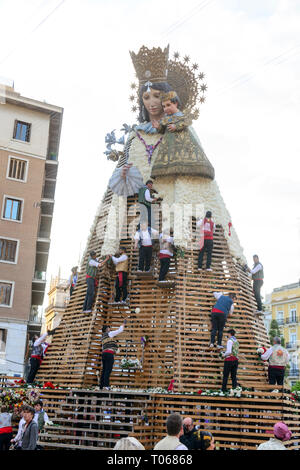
[34,45,300,450]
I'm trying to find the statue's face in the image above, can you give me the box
[142,88,164,120]
[162,99,178,116]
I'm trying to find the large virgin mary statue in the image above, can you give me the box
[104,45,245,264]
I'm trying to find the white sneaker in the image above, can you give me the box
[209,344,214,348]
[206,268,212,272]
[217,345,224,350]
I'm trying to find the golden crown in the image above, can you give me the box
[129,45,207,122]
[161,91,178,102]
[129,45,169,84]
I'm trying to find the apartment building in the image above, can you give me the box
[0,80,63,375]
[271,281,300,387]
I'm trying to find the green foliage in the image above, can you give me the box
[269,319,284,346]
[291,381,300,392]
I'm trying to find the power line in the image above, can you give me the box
[161,0,216,37]
[216,43,300,96]
[0,0,67,66]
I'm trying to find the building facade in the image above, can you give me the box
[270,281,300,387]
[44,273,69,334]
[0,81,63,376]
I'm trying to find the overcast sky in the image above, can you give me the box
[0,0,299,303]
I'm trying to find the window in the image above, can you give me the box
[290,333,297,346]
[3,197,23,221]
[0,282,13,307]
[13,120,31,142]
[7,157,28,182]
[0,238,18,263]
[290,308,297,323]
[277,311,284,325]
[0,329,7,353]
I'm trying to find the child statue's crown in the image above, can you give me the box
[161,91,178,102]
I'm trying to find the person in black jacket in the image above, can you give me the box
[179,417,202,450]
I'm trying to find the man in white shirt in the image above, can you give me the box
[111,247,129,303]
[26,330,55,383]
[100,320,127,390]
[158,229,174,282]
[134,222,158,272]
[154,413,188,450]
[260,337,289,386]
[138,180,160,227]
[34,400,50,431]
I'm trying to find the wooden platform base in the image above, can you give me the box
[134,271,153,277]
[156,280,176,288]
[34,387,300,451]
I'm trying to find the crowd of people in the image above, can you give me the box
[112,413,292,451]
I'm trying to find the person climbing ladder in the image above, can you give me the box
[197,211,215,271]
[210,291,236,349]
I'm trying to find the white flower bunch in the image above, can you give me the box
[229,386,243,397]
[120,357,141,369]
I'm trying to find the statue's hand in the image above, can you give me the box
[167,124,176,132]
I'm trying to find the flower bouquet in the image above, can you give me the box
[26,388,40,404]
[120,357,142,370]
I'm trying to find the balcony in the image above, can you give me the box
[286,317,298,325]
[47,152,58,161]
[29,306,43,324]
[42,180,56,200]
[289,368,300,377]
[33,271,46,281]
[276,319,285,326]
[286,342,298,350]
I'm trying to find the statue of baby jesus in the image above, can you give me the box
[150,90,202,178]
[151,90,188,134]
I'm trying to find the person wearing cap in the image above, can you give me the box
[100,319,127,390]
[197,211,215,271]
[247,254,264,315]
[210,292,236,349]
[82,251,109,314]
[257,422,292,450]
[260,336,289,386]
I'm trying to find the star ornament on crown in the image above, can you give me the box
[129,44,207,122]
